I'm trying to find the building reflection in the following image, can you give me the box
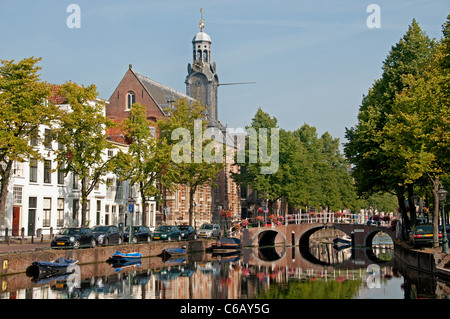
[0,249,406,300]
[2,232,450,299]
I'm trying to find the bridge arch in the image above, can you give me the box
[364,228,395,247]
[251,228,287,248]
[297,225,352,266]
[243,223,395,252]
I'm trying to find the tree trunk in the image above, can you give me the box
[430,177,441,248]
[81,177,88,227]
[140,186,147,226]
[396,187,410,239]
[0,162,13,228]
[189,187,196,226]
[407,183,417,226]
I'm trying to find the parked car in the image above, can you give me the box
[91,225,123,246]
[151,225,182,241]
[197,223,221,238]
[123,226,152,243]
[178,225,197,240]
[51,227,96,249]
[409,223,443,248]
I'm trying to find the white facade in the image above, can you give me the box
[1,107,156,238]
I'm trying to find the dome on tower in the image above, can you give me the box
[192,31,211,43]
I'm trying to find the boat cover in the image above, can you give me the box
[111,251,142,259]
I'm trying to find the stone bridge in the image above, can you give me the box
[240,223,396,249]
[239,223,396,270]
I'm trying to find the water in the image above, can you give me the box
[1,237,449,299]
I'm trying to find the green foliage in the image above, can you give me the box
[53,81,115,226]
[364,192,399,213]
[157,99,224,225]
[0,57,54,224]
[233,108,358,213]
[114,102,175,223]
[344,16,450,243]
[257,278,362,299]
[345,19,434,196]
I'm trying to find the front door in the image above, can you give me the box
[12,206,20,236]
[28,208,36,236]
[28,197,37,236]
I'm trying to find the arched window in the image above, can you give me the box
[197,50,202,61]
[203,50,208,62]
[126,91,135,110]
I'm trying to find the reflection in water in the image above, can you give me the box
[308,230,395,265]
[1,245,450,299]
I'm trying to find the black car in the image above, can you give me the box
[51,227,96,249]
[151,225,182,241]
[178,225,197,240]
[123,226,152,243]
[91,225,123,246]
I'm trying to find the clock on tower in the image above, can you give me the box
[185,9,219,126]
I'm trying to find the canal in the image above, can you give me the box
[1,232,450,299]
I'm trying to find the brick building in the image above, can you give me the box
[105,17,241,228]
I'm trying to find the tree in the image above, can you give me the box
[382,16,450,246]
[157,99,224,226]
[0,57,54,226]
[53,81,115,226]
[231,108,284,213]
[114,102,175,225]
[232,108,358,215]
[344,19,434,234]
[294,125,358,212]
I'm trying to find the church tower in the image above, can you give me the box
[185,10,219,126]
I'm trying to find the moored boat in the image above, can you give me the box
[108,251,142,263]
[211,237,241,252]
[333,235,352,245]
[27,257,78,279]
[158,247,186,261]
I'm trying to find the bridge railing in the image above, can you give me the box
[243,212,392,229]
[286,212,363,225]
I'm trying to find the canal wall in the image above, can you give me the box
[394,240,450,281]
[0,239,210,277]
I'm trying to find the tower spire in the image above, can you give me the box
[199,8,205,32]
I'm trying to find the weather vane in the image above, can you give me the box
[199,8,205,32]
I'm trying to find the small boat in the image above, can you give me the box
[333,243,352,252]
[211,237,241,252]
[109,251,142,263]
[111,260,142,272]
[27,257,78,279]
[333,235,352,245]
[158,247,186,261]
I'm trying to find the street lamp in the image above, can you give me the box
[438,186,448,253]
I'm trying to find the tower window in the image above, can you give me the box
[203,50,208,62]
[197,50,202,61]
[126,91,135,110]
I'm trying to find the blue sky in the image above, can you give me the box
[1,0,449,146]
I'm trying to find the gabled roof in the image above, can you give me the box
[129,67,196,114]
[106,122,131,145]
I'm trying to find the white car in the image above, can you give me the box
[197,223,221,238]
